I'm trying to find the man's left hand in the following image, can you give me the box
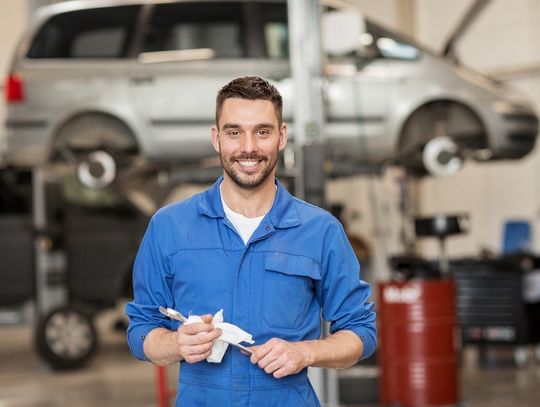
[250,338,310,379]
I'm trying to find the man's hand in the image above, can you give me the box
[177,314,222,363]
[250,338,311,379]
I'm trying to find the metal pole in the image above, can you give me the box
[287,1,337,406]
[33,167,49,315]
[32,167,67,316]
[287,0,325,202]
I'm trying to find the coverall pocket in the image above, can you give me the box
[175,382,206,406]
[263,252,321,330]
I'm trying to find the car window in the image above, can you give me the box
[27,6,140,59]
[376,37,420,60]
[261,2,289,59]
[264,22,288,59]
[72,28,126,58]
[143,2,246,59]
[141,1,288,60]
[368,21,421,61]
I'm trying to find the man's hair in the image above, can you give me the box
[215,76,283,125]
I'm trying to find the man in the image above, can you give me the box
[126,76,376,406]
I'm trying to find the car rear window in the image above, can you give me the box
[27,5,140,59]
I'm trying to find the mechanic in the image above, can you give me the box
[125,76,376,406]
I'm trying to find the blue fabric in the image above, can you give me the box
[126,177,377,407]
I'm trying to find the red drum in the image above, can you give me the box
[378,280,459,406]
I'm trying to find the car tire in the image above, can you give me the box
[398,101,485,176]
[52,114,138,187]
[35,305,98,370]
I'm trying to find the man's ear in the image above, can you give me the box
[278,122,288,151]
[211,125,220,153]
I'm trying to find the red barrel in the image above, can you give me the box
[378,280,458,406]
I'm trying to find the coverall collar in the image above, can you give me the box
[199,176,301,229]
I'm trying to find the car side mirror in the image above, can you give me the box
[322,9,367,57]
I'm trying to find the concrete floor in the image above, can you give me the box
[1,312,539,407]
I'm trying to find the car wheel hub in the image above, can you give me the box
[45,311,93,359]
[77,150,117,189]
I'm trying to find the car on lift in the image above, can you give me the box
[2,0,538,185]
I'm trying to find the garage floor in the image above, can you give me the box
[1,311,539,407]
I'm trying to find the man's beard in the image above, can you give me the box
[220,150,278,190]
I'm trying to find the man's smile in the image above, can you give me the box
[233,156,266,173]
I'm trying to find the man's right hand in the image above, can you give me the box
[177,314,222,363]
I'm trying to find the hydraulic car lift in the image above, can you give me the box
[0,167,88,369]
[0,164,151,369]
[0,167,69,359]
[32,167,69,316]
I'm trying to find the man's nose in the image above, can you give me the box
[242,133,258,153]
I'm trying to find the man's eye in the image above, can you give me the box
[258,130,270,136]
[228,130,240,137]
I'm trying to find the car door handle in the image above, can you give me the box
[130,74,154,85]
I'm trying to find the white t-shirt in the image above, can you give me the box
[220,186,265,245]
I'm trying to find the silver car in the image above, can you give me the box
[3,0,538,182]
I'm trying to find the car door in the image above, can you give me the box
[326,60,392,165]
[327,19,426,168]
[8,4,141,165]
[128,1,290,163]
[325,20,398,166]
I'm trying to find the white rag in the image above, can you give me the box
[183,309,254,363]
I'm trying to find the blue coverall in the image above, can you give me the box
[126,177,377,406]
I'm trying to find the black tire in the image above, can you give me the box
[35,305,98,370]
[397,101,485,176]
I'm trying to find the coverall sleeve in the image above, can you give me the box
[317,222,377,359]
[125,215,177,361]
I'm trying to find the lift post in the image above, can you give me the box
[32,167,68,317]
[287,0,337,405]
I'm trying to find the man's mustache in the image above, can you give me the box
[230,153,267,162]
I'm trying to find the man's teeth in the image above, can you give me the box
[239,160,258,167]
